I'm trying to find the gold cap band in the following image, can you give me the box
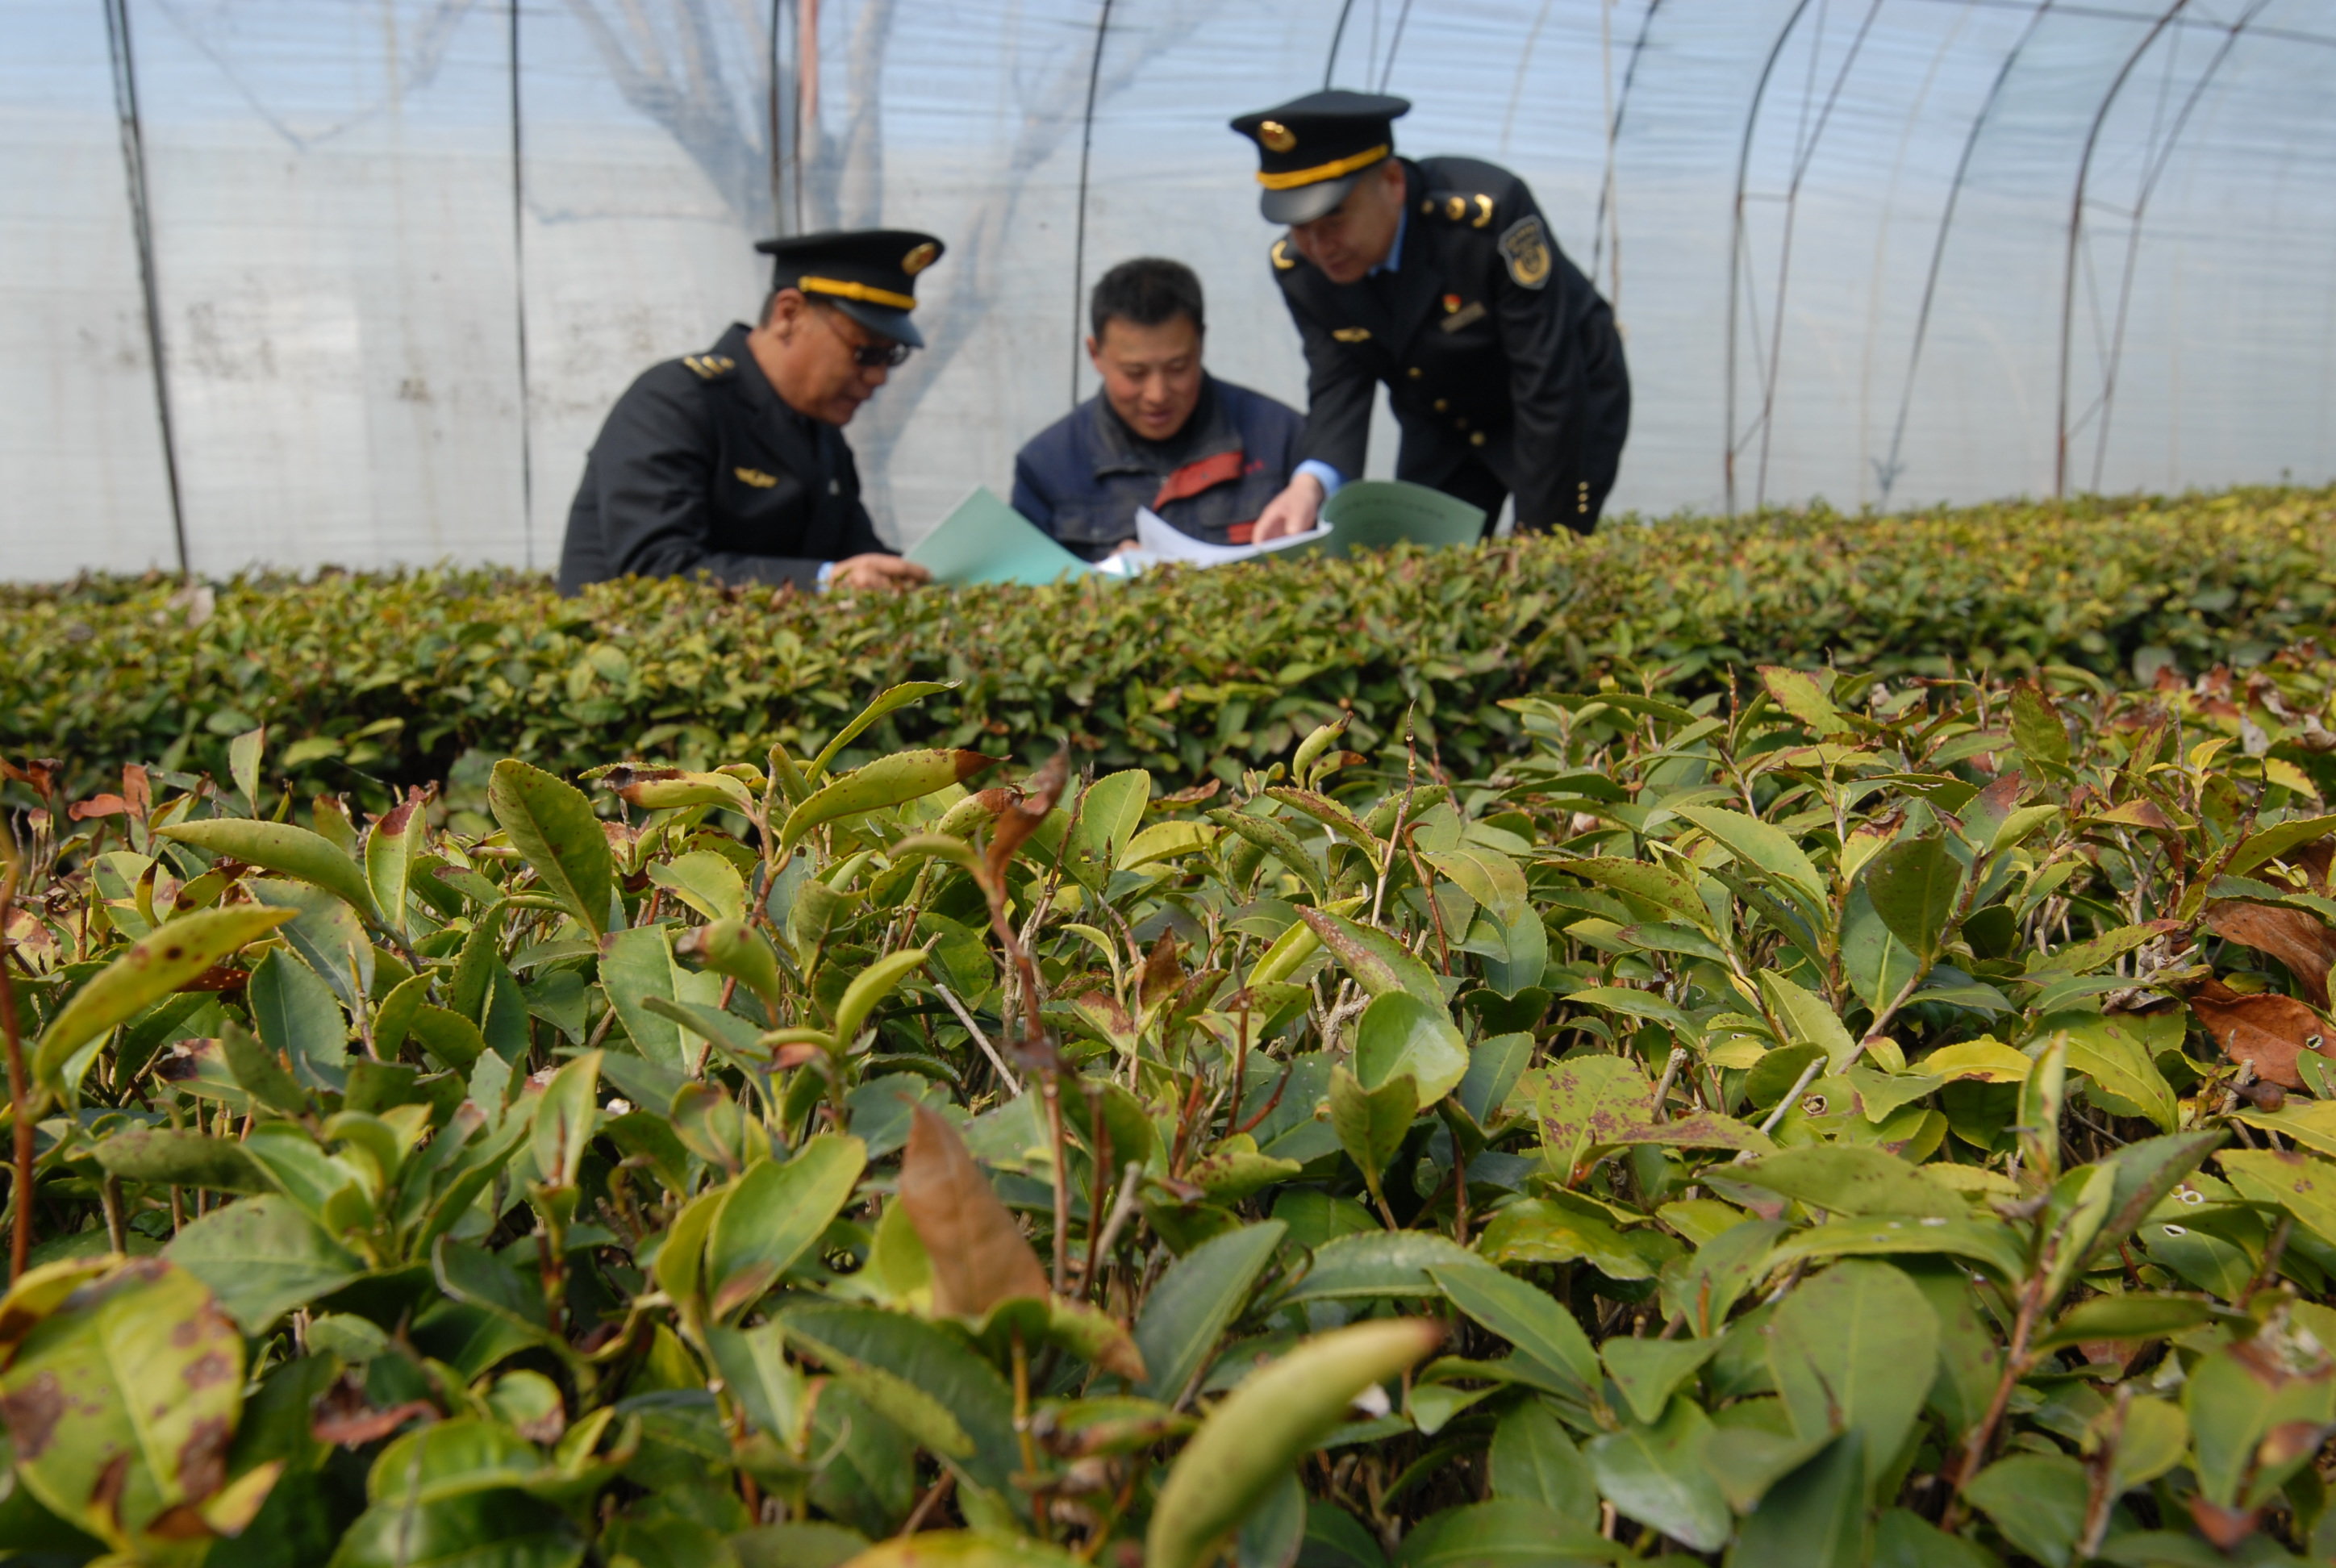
[797,276,917,311]
[1255,144,1391,190]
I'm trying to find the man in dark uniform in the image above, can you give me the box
[557,230,941,595]
[1012,256,1304,560]
[1231,92,1630,543]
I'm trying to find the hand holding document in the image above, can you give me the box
[904,481,1489,586]
[1132,505,1329,565]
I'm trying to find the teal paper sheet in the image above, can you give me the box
[1313,480,1487,556]
[909,487,1095,586]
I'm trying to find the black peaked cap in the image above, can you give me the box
[755,228,945,347]
[1229,91,1410,224]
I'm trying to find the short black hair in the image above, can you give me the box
[1090,258,1204,341]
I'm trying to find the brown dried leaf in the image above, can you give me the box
[2204,901,2336,1007]
[2188,978,2332,1090]
[898,1104,1049,1316]
[983,750,1070,883]
[1138,932,1185,1012]
[2188,1495,2260,1551]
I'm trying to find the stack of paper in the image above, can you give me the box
[904,479,1490,587]
[1313,480,1488,557]
[907,488,1095,586]
[1133,506,1329,565]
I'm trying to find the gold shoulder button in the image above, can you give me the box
[1331,327,1372,343]
[1270,238,1296,272]
[1445,194,1466,221]
[1473,194,1494,228]
[733,466,778,489]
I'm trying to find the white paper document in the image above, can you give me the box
[1132,506,1330,566]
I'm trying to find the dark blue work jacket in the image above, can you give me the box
[1012,375,1304,561]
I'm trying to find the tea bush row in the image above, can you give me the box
[2,486,2331,811]
[7,644,2336,1564]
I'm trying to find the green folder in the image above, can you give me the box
[1312,479,1488,556]
[910,487,1097,586]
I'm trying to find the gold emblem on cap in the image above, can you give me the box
[1258,119,1296,153]
[901,241,939,277]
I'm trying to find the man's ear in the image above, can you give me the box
[1084,334,1103,364]
[766,288,807,336]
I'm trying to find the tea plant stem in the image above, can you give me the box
[0,867,31,1278]
[1043,1067,1070,1292]
[1942,1253,2050,1528]
[1086,1161,1143,1290]
[935,983,1020,1095]
[1650,1049,1689,1120]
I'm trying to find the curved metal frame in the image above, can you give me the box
[1590,0,1667,300]
[2067,0,2267,493]
[1725,0,1888,514]
[1068,0,1117,409]
[102,0,188,577]
[1724,0,1815,515]
[2054,1,2191,496]
[1875,0,2057,504]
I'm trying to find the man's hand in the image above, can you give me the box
[829,553,930,592]
[1251,473,1325,543]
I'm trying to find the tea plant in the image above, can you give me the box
[5,653,2336,1566]
[4,485,2332,806]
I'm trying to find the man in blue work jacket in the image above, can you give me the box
[1013,257,1304,561]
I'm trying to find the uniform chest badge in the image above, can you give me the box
[1438,300,1487,332]
[1498,216,1553,290]
[1332,326,1372,343]
[733,466,778,489]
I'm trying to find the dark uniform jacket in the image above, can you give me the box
[557,322,890,594]
[1012,375,1304,561]
[1271,156,1631,534]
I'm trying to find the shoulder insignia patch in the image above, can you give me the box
[1498,215,1552,290]
[733,466,778,489]
[1270,238,1296,272]
[1331,326,1373,343]
[684,354,736,380]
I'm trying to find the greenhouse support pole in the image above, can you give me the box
[1069,0,1114,411]
[2056,1,2188,498]
[102,0,189,578]
[509,0,536,567]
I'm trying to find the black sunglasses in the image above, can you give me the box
[848,339,915,369]
[816,307,914,369]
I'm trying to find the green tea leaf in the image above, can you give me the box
[1767,1261,1939,1489]
[1146,1319,1441,1568]
[35,904,296,1094]
[1582,1398,1729,1553]
[158,818,383,925]
[707,1135,868,1321]
[1864,834,1959,963]
[1352,992,1469,1105]
[1135,1220,1289,1403]
[167,1195,369,1332]
[1486,1399,1598,1528]
[488,759,615,938]
[1963,1453,2087,1568]
[780,749,999,852]
[1428,1262,1600,1397]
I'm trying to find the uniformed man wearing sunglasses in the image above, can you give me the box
[558,230,941,595]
